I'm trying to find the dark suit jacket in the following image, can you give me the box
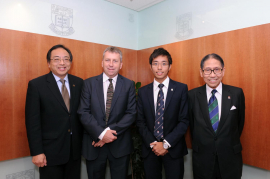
[77,74,136,160]
[25,72,83,166]
[137,79,189,159]
[188,84,245,179]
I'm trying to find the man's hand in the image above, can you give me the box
[102,130,117,143]
[150,142,168,156]
[32,154,47,167]
[92,140,105,147]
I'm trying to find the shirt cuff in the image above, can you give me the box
[98,127,110,140]
[163,139,171,148]
[150,141,157,148]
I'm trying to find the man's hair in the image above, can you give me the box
[103,46,123,62]
[149,48,172,65]
[200,53,224,69]
[46,44,73,63]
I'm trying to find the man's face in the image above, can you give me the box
[200,58,225,89]
[102,51,122,78]
[150,55,171,83]
[48,48,71,79]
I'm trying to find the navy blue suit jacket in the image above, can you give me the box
[78,74,136,160]
[137,79,189,158]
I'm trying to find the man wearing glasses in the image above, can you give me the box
[188,53,245,179]
[25,44,83,179]
[137,48,189,179]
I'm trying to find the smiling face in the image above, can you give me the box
[200,58,225,89]
[150,55,171,83]
[102,51,122,78]
[48,48,71,79]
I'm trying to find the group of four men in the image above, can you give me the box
[25,44,245,179]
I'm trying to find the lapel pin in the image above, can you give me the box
[73,84,75,87]
[171,88,173,91]
[228,96,231,99]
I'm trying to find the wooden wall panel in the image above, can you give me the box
[137,23,270,170]
[0,28,137,161]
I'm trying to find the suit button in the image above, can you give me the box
[214,137,217,141]
[68,129,71,132]
[69,115,71,117]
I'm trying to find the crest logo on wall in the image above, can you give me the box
[175,12,193,40]
[49,4,74,36]
[6,169,34,179]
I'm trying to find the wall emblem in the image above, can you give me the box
[175,12,193,40]
[6,169,34,179]
[49,4,74,36]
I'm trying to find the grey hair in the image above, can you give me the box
[103,46,123,62]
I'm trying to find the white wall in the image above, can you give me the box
[0,0,138,50]
[138,0,270,49]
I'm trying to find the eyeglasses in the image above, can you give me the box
[202,68,223,75]
[51,57,71,63]
[152,62,169,67]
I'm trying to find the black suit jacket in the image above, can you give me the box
[137,79,189,158]
[188,84,245,179]
[77,74,136,160]
[25,72,83,166]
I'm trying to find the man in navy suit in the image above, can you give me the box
[137,48,189,179]
[188,53,245,179]
[78,46,136,179]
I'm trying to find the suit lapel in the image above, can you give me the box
[47,72,68,112]
[216,84,231,134]
[164,79,176,113]
[68,75,76,113]
[147,83,155,118]
[197,85,216,134]
[96,74,106,116]
[110,75,123,112]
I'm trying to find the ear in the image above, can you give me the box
[169,65,171,71]
[150,64,152,70]
[120,62,123,69]
[222,67,225,76]
[48,62,51,68]
[200,69,203,77]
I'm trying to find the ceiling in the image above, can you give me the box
[105,0,165,12]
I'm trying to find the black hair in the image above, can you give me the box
[149,48,172,65]
[200,53,224,69]
[46,44,73,63]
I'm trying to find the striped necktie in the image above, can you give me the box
[154,84,164,141]
[105,79,114,127]
[208,89,219,132]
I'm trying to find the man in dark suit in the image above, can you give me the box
[78,46,136,179]
[25,44,83,179]
[136,48,189,179]
[188,53,245,179]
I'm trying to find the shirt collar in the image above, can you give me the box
[154,76,169,90]
[103,73,118,83]
[52,73,69,83]
[206,82,222,96]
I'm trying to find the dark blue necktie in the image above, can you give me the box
[208,89,219,132]
[154,84,164,141]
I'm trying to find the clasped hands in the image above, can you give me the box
[92,130,117,147]
[150,142,168,156]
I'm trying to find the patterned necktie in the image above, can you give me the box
[105,79,114,127]
[154,84,164,141]
[60,79,70,112]
[208,89,219,132]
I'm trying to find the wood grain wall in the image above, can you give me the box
[0,22,269,170]
[0,28,137,161]
[137,23,270,170]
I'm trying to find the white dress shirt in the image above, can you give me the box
[151,76,171,148]
[52,73,70,97]
[98,73,118,140]
[206,82,222,120]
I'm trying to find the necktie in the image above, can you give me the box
[60,79,70,112]
[105,79,114,127]
[208,89,219,132]
[154,84,164,141]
